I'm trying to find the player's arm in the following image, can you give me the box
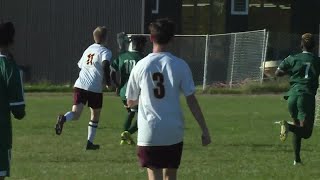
[275,56,292,77]
[4,60,25,120]
[102,50,112,87]
[102,60,111,86]
[181,63,211,146]
[275,68,286,77]
[186,94,211,146]
[126,66,140,108]
[110,58,120,88]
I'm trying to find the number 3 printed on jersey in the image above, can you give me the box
[153,72,165,99]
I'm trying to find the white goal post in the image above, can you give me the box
[128,30,269,89]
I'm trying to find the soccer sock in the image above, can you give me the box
[64,111,74,122]
[128,119,138,134]
[88,120,98,143]
[123,111,135,132]
[292,133,302,162]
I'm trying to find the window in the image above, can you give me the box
[231,0,248,15]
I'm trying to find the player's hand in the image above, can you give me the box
[201,130,211,146]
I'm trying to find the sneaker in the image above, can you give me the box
[86,140,100,150]
[280,120,288,142]
[293,160,302,166]
[121,131,135,145]
[55,115,66,135]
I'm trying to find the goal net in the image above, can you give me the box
[128,29,268,88]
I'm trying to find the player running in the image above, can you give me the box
[275,33,320,165]
[55,26,112,150]
[126,19,211,180]
[0,22,26,180]
[110,33,147,145]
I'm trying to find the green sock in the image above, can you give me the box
[123,111,135,132]
[128,119,138,134]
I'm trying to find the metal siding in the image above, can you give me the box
[0,0,142,83]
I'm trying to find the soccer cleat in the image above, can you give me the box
[86,140,100,150]
[55,115,66,135]
[280,120,288,142]
[293,160,302,166]
[120,139,126,145]
[121,131,135,145]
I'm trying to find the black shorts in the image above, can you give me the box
[137,142,183,169]
[73,88,103,109]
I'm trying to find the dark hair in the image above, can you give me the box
[301,33,315,51]
[0,22,15,46]
[148,18,175,45]
[130,35,147,52]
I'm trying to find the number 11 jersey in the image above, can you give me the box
[74,43,112,93]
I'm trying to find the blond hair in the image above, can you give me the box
[301,33,315,51]
[93,26,107,43]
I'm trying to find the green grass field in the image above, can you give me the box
[9,94,320,179]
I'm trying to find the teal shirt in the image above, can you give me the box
[111,51,144,100]
[278,52,320,97]
[0,55,25,148]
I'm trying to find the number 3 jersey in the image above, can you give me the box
[110,51,145,100]
[126,52,195,146]
[74,43,112,93]
[278,51,320,97]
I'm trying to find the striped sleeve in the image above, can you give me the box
[4,60,25,107]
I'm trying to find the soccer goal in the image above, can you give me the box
[128,29,268,89]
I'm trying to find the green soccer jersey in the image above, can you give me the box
[111,51,144,100]
[0,55,25,149]
[278,52,320,96]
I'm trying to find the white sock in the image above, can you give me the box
[88,121,98,143]
[64,112,74,122]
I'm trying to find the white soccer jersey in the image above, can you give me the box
[74,43,112,93]
[126,52,195,146]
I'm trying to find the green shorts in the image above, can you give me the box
[287,95,315,122]
[0,148,11,177]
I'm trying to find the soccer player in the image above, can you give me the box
[275,33,320,165]
[55,26,112,150]
[126,19,211,180]
[0,22,26,180]
[110,33,147,145]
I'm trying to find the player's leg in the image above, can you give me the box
[288,95,315,164]
[146,168,163,180]
[128,107,138,135]
[283,95,302,164]
[120,100,136,145]
[0,148,11,179]
[86,91,103,150]
[55,88,86,135]
[163,168,177,180]
[280,96,298,141]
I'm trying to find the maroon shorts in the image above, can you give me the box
[73,88,103,109]
[137,142,183,169]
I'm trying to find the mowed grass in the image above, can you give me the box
[9,94,320,180]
